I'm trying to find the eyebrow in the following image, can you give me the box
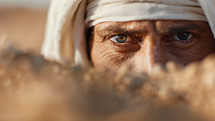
[96,24,148,37]
[96,22,207,37]
[158,23,207,35]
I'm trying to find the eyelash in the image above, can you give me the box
[169,32,195,40]
[165,32,198,48]
[108,34,141,42]
[106,35,142,52]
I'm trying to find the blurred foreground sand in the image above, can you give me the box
[0,48,214,121]
[0,7,47,54]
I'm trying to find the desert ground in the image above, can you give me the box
[0,46,214,121]
[0,6,47,53]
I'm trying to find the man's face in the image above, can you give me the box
[89,20,215,72]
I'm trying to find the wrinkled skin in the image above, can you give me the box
[89,20,215,72]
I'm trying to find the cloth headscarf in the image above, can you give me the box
[41,0,215,67]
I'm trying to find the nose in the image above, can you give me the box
[135,34,166,72]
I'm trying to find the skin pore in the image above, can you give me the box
[89,20,215,72]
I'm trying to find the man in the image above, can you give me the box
[42,0,215,72]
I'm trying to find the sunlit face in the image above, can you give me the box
[89,20,215,72]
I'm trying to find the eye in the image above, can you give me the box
[173,32,194,42]
[110,35,127,43]
[165,32,197,49]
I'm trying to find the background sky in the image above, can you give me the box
[0,0,51,8]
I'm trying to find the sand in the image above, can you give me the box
[0,6,47,54]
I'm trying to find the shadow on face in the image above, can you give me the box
[88,20,215,72]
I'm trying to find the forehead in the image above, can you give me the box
[94,20,210,34]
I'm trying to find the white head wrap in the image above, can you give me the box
[41,0,215,67]
[86,0,207,27]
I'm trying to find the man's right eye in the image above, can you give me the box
[109,35,127,43]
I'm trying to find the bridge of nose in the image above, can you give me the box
[134,32,167,72]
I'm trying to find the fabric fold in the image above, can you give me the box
[86,1,207,27]
[42,0,89,66]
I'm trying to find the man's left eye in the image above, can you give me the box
[110,35,127,43]
[173,32,194,41]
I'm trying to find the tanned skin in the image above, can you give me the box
[89,20,215,72]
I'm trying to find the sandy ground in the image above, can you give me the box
[0,6,48,54]
[0,48,214,121]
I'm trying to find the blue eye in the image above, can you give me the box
[110,35,127,43]
[174,32,193,41]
